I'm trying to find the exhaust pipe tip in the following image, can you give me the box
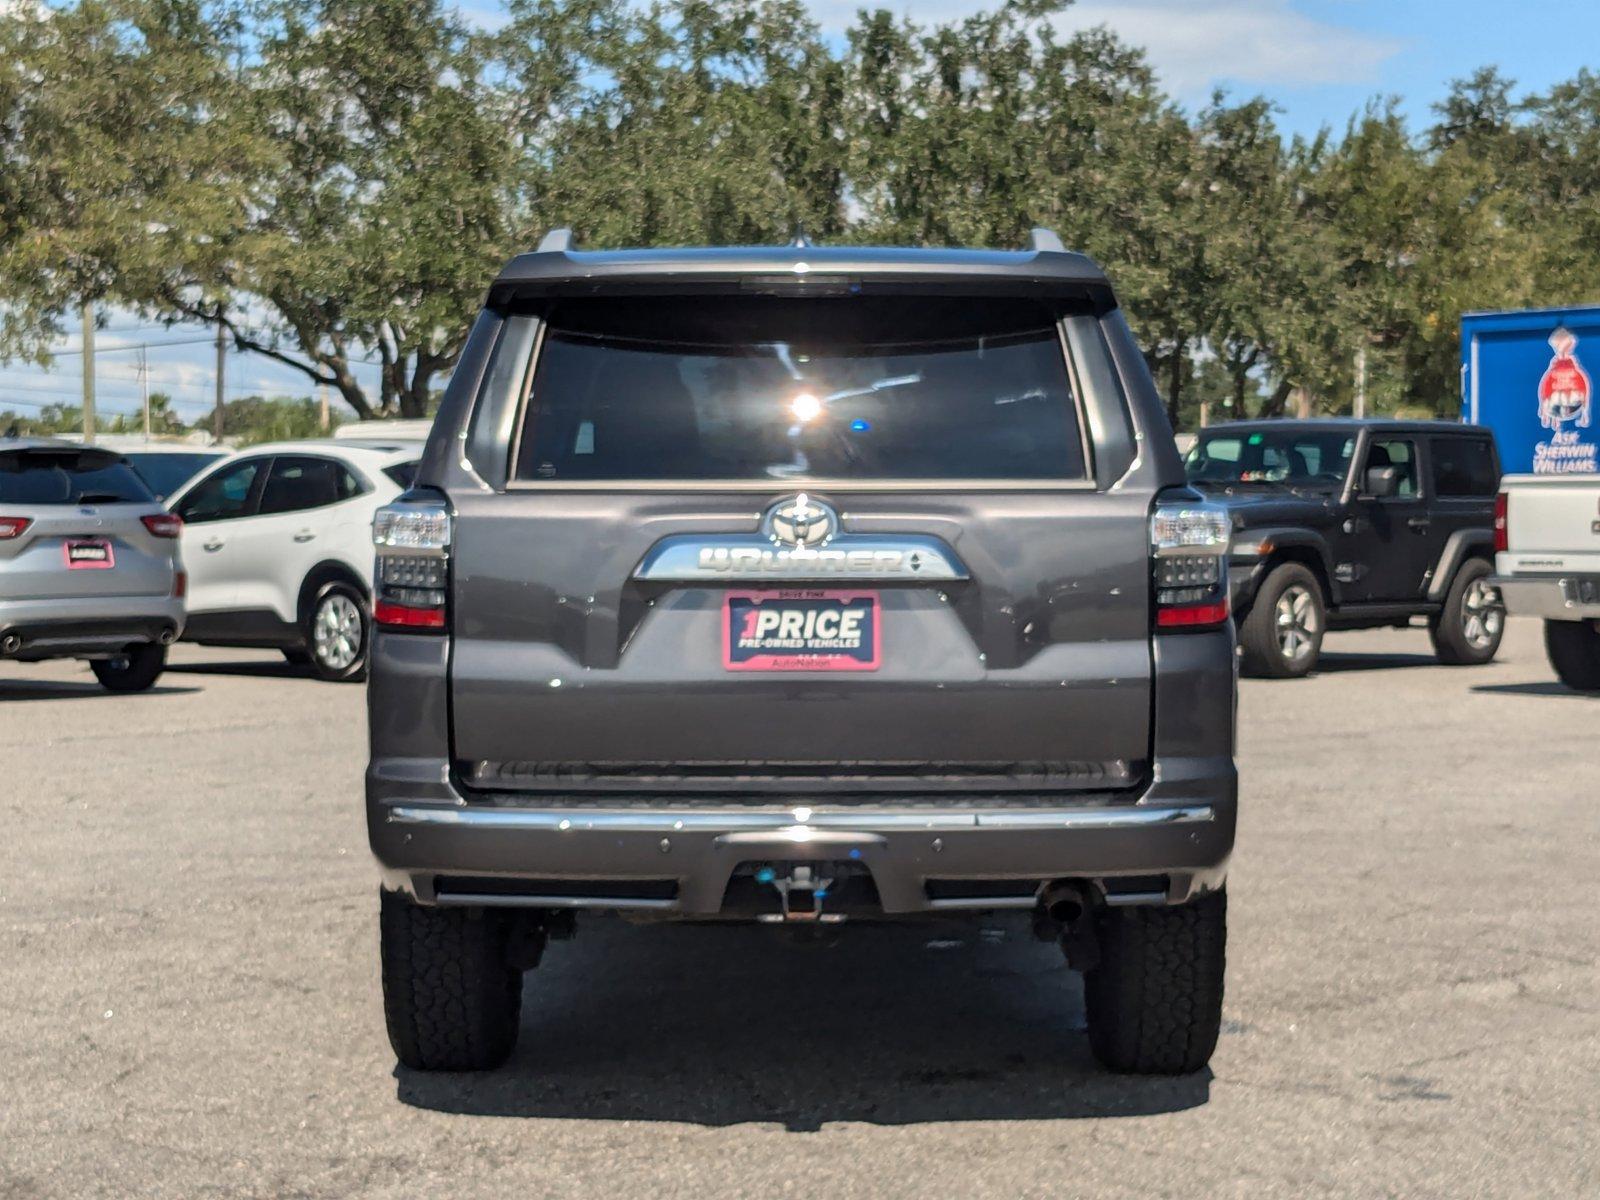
[1039,882,1088,927]
[0,633,21,655]
[158,628,178,646]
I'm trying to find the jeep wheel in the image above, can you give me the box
[89,643,167,692]
[305,582,369,682]
[1239,563,1324,678]
[1430,558,1504,665]
[1083,890,1226,1075]
[1544,619,1600,692]
[380,890,524,1072]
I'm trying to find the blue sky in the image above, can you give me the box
[6,0,1598,428]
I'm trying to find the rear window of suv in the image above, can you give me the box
[509,297,1088,482]
[0,447,156,504]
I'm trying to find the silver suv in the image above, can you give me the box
[0,440,186,690]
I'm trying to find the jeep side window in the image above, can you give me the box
[1430,437,1498,497]
[1364,438,1418,498]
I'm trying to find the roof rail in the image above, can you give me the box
[1026,227,1066,253]
[537,227,575,253]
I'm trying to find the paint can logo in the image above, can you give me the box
[1538,327,1592,430]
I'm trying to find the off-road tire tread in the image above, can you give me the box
[380,890,522,1072]
[1430,557,1501,665]
[1084,889,1226,1075]
[1239,563,1322,678]
[89,644,167,692]
[1544,619,1600,692]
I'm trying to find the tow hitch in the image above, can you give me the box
[755,862,847,923]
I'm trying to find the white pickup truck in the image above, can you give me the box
[1491,474,1600,690]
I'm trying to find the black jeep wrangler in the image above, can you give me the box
[367,230,1237,1076]
[1184,419,1504,677]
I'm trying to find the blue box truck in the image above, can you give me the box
[1461,304,1600,475]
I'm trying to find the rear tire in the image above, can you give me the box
[1544,619,1600,692]
[1084,890,1226,1075]
[90,644,167,692]
[380,889,523,1072]
[1430,558,1503,665]
[1239,563,1323,678]
[304,581,369,683]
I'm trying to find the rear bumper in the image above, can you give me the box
[1490,574,1600,621]
[368,783,1236,916]
[0,596,185,661]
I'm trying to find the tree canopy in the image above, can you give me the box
[3,0,1598,426]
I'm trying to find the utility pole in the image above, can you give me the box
[81,303,96,444]
[1354,346,1367,419]
[214,322,227,444]
[138,346,151,440]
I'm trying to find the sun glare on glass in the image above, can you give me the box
[790,392,822,422]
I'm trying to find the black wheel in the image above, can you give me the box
[281,647,312,666]
[1544,619,1600,692]
[1083,890,1226,1075]
[380,889,524,1072]
[1239,563,1324,678]
[1430,558,1504,665]
[89,643,167,692]
[304,580,369,682]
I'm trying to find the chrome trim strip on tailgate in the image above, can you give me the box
[387,804,1215,833]
[634,533,970,582]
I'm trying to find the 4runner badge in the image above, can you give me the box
[632,495,969,582]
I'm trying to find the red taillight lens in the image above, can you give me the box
[1493,491,1508,554]
[0,516,33,540]
[173,570,187,599]
[141,513,183,538]
[1157,600,1231,628]
[374,599,445,629]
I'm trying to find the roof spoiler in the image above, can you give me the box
[533,226,1070,255]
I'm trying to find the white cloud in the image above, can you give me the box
[1058,0,1402,98]
[804,0,1401,103]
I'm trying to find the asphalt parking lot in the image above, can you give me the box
[2,618,1596,1199]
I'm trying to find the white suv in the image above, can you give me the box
[166,441,419,680]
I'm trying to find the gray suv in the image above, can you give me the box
[1,440,186,690]
[366,231,1238,1075]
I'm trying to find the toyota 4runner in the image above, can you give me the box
[366,230,1237,1076]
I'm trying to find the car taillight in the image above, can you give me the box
[141,513,183,538]
[372,499,450,633]
[173,570,187,599]
[0,516,32,540]
[1151,500,1231,630]
[1493,491,1509,554]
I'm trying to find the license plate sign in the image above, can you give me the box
[64,539,114,569]
[724,590,879,672]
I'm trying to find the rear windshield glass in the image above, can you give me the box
[0,448,156,504]
[511,297,1086,482]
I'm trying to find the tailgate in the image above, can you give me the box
[448,488,1153,792]
[1502,475,1600,573]
[0,507,175,601]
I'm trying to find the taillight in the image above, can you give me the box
[142,512,183,538]
[0,516,32,540]
[173,570,187,599]
[1493,491,1509,554]
[372,499,450,633]
[1151,500,1232,631]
